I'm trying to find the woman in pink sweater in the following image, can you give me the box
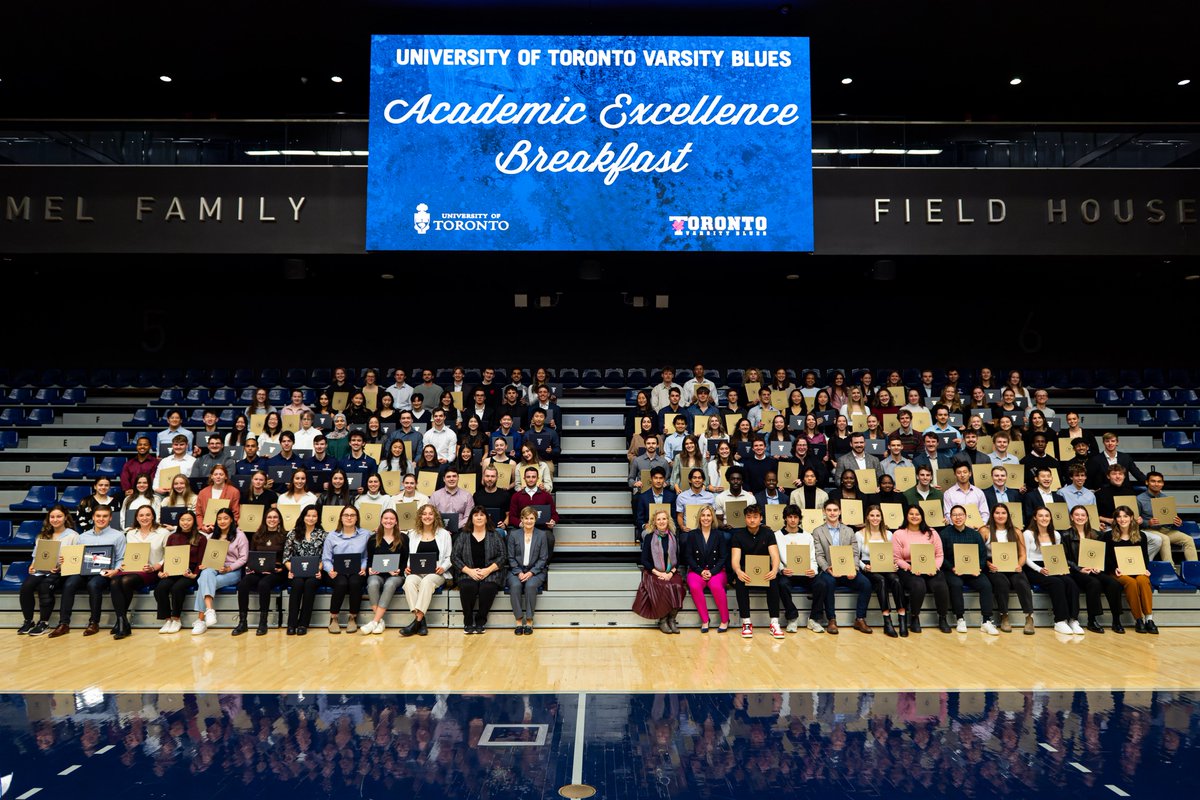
[892,505,951,633]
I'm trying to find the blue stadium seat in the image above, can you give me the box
[1180,409,1200,427]
[185,388,210,406]
[152,389,184,406]
[91,431,132,451]
[10,485,56,511]
[1095,389,1120,405]
[1164,431,1190,449]
[1148,561,1194,592]
[231,369,254,389]
[1167,368,1194,388]
[1118,369,1142,387]
[13,522,39,545]
[285,368,308,386]
[1091,368,1116,388]
[92,456,127,479]
[1143,368,1166,387]
[464,370,482,384]
[1181,521,1200,537]
[1154,409,1183,427]
[208,368,230,387]
[268,389,287,406]
[0,562,31,591]
[1122,389,1147,405]
[1023,369,1045,388]
[259,368,281,386]
[726,368,744,386]
[211,388,236,405]
[625,368,647,387]
[62,368,88,387]
[237,388,255,405]
[602,368,625,388]
[187,409,207,426]
[1126,409,1153,426]
[6,388,33,404]
[309,368,331,386]
[58,485,91,510]
[33,389,60,405]
[161,368,183,387]
[52,456,95,479]
[59,388,86,404]
[0,430,17,449]
[1146,389,1173,405]
[704,368,722,385]
[0,521,11,543]
[0,408,23,426]
[302,390,316,406]
[136,368,162,388]
[218,410,236,425]
[1177,432,1200,451]
[124,409,159,428]
[1182,561,1200,590]
[558,368,580,389]
[19,408,55,426]
[88,368,114,388]
[579,369,603,389]
[184,368,209,387]
[1068,368,1096,388]
[624,390,639,406]
[1173,389,1200,406]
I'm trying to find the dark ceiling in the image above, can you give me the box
[2,0,1196,122]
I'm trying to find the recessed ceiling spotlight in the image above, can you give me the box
[381,273,394,280]
[786,274,800,280]
[841,77,853,85]
[1009,77,1022,86]
[330,75,343,83]
[159,75,172,83]
[1179,79,1192,86]
[1185,274,1200,281]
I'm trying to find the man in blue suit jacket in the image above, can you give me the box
[912,433,954,487]
[634,467,678,540]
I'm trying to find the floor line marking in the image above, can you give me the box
[17,789,43,800]
[572,692,587,785]
[95,745,114,755]
[1107,786,1130,797]
[1070,762,1092,773]
[57,766,81,776]
[1039,742,1057,752]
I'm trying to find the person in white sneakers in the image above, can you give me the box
[152,511,205,634]
[1023,507,1085,635]
[938,505,1000,635]
[773,504,827,634]
[729,504,785,639]
[191,508,247,635]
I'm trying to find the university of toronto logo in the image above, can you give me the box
[414,203,430,234]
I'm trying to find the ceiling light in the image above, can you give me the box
[280,149,316,156]
[785,274,800,280]
[811,148,838,155]
[330,75,343,83]
[1185,274,1200,281]
[906,149,943,155]
[352,150,369,156]
[1009,77,1022,86]
[872,148,906,155]
[316,150,355,156]
[1179,79,1192,86]
[839,148,871,155]
[381,273,394,280]
[841,77,853,85]
[244,150,281,157]
[159,75,172,83]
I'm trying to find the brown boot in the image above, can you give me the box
[826,618,839,635]
[1023,614,1036,635]
[999,613,1012,633]
[853,619,873,634]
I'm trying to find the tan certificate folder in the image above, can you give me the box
[829,544,856,577]
[1078,538,1106,572]
[990,541,1019,572]
[33,539,61,572]
[1117,544,1148,576]
[868,541,896,572]
[743,554,771,586]
[163,544,191,576]
[909,542,936,574]
[59,544,84,576]
[200,538,230,570]
[954,543,980,575]
[1042,543,1070,575]
[123,542,151,572]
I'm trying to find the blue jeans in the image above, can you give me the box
[194,568,243,611]
[815,570,873,621]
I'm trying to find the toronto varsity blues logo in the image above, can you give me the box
[669,214,768,237]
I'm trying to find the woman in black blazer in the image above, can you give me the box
[451,506,507,634]
[683,505,730,633]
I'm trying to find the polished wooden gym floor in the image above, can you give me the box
[4,626,1198,693]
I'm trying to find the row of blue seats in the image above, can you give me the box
[2,388,86,406]
[9,484,120,512]
[0,408,55,427]
[1097,389,1200,407]
[5,365,1199,392]
[1164,431,1200,450]
[1126,409,1200,427]
[50,456,127,480]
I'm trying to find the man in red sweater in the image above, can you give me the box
[119,435,160,496]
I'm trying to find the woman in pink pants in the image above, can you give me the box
[684,505,730,632]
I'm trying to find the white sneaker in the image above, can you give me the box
[204,609,217,626]
[1053,621,1073,635]
[373,619,385,634]
[785,620,799,633]
[191,619,207,635]
[159,621,174,634]
[981,620,1000,636]
[769,622,786,639]
[359,620,377,635]
[1069,620,1086,635]
[956,618,968,633]
[807,618,825,633]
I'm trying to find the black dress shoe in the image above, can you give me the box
[937,616,952,634]
[417,619,428,636]
[297,627,308,636]
[1086,619,1106,634]
[909,617,922,634]
[256,620,269,636]
[1112,620,1125,634]
[400,618,421,637]
[287,626,297,636]
[898,615,909,637]
[1135,619,1147,634]
[515,625,524,635]
[113,617,131,640]
[17,620,34,635]
[231,620,249,636]
[1146,620,1159,634]
[522,625,532,635]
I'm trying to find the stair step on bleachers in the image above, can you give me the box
[561,435,626,455]
[26,435,103,450]
[557,461,629,479]
[63,411,133,426]
[555,524,637,545]
[562,413,625,430]
[556,490,632,511]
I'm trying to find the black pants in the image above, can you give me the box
[110,573,151,617]
[1024,567,1079,622]
[943,570,995,621]
[59,574,111,626]
[901,571,949,618]
[1070,570,1123,623]
[986,570,1033,615]
[237,571,283,617]
[328,573,365,615]
[20,573,60,621]
[288,576,323,628]
[866,570,904,613]
[459,577,501,625]
[775,575,826,621]
[734,581,780,620]
[154,576,197,619]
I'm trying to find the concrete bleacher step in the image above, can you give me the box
[556,490,632,511]
[561,435,626,455]
[25,435,103,450]
[556,524,636,544]
[558,398,628,410]
[558,461,628,479]
[563,413,624,430]
[63,412,130,426]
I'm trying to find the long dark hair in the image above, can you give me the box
[39,504,73,539]
[175,511,203,545]
[293,504,322,539]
